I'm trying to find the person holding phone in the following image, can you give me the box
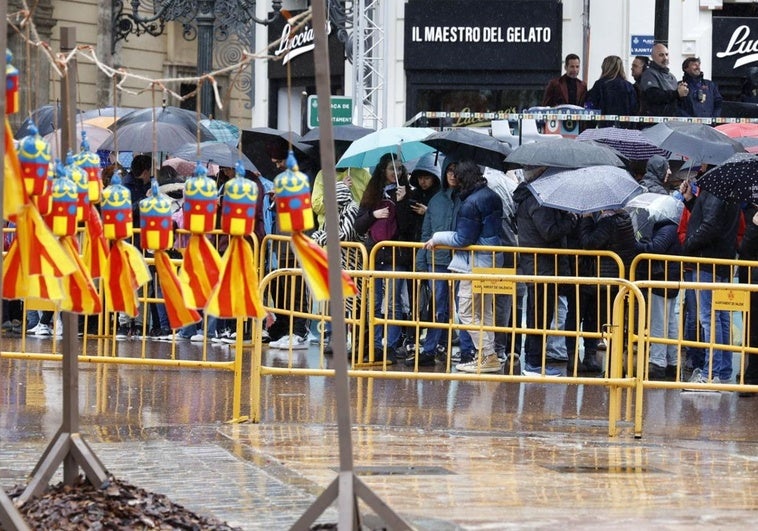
[679,57,723,118]
[355,153,416,363]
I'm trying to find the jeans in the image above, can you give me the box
[421,264,450,354]
[648,293,679,368]
[683,270,705,369]
[373,263,406,350]
[696,269,733,381]
[546,295,568,360]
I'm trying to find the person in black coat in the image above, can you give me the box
[738,204,758,391]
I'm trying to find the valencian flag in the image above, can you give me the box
[139,180,201,328]
[48,161,101,314]
[74,132,109,278]
[3,51,76,302]
[206,161,265,318]
[179,163,221,309]
[274,151,357,302]
[101,170,151,317]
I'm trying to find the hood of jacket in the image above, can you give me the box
[644,154,669,184]
[409,152,442,188]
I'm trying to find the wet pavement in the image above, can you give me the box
[2,337,758,529]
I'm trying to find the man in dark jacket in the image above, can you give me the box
[679,57,723,118]
[681,182,741,384]
[542,53,587,107]
[513,176,577,376]
[640,43,689,116]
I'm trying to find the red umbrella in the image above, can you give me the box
[715,122,758,138]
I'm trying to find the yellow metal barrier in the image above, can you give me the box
[629,253,758,402]
[253,240,644,437]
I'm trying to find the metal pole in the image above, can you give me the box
[196,1,215,116]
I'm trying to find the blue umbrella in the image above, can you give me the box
[336,127,436,168]
[200,119,240,145]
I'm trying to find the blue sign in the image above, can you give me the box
[631,35,655,56]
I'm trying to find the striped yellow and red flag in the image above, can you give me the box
[179,235,221,309]
[206,236,264,319]
[153,250,201,329]
[3,119,27,220]
[59,236,102,314]
[82,204,109,279]
[290,232,357,302]
[104,239,151,317]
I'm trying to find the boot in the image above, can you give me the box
[580,352,603,374]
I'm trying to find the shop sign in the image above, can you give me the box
[405,0,562,71]
[268,10,344,80]
[713,17,758,77]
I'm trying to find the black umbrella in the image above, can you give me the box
[112,106,215,141]
[696,152,758,203]
[172,141,258,173]
[641,122,745,166]
[99,121,199,153]
[505,137,625,168]
[421,128,512,170]
[240,127,314,177]
[15,104,84,138]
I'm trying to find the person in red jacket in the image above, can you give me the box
[542,53,587,107]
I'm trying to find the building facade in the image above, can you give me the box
[5,0,758,134]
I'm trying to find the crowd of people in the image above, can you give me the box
[6,45,757,391]
[543,44,724,119]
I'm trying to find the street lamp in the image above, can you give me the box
[112,0,284,116]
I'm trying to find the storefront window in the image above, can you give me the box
[413,88,544,127]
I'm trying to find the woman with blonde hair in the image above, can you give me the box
[585,55,638,125]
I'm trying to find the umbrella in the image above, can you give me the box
[301,124,375,144]
[336,126,437,168]
[506,137,625,169]
[641,122,745,165]
[696,152,758,203]
[43,123,114,155]
[576,127,671,161]
[421,128,512,171]
[15,104,84,138]
[625,192,684,235]
[163,157,218,178]
[99,121,199,153]
[172,141,257,173]
[112,106,214,141]
[714,122,758,139]
[200,118,240,145]
[240,127,314,177]
[527,165,643,214]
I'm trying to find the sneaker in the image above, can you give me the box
[521,362,563,377]
[215,329,233,344]
[175,331,193,340]
[261,328,271,343]
[34,323,52,337]
[190,332,206,343]
[269,334,308,350]
[362,348,396,365]
[456,349,476,364]
[323,335,333,355]
[404,351,436,367]
[456,354,502,373]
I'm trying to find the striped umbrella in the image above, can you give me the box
[200,119,240,145]
[576,127,671,161]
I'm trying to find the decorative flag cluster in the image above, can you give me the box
[3,49,357,329]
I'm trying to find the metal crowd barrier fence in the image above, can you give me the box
[629,253,758,423]
[253,240,644,437]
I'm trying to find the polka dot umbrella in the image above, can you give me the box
[696,152,758,203]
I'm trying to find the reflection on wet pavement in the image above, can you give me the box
[3,340,758,529]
